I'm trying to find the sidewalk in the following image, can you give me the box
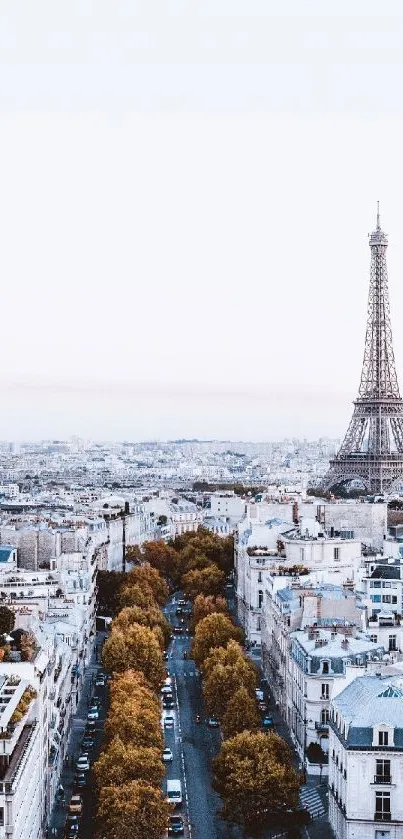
[47,641,103,839]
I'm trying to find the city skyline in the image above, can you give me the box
[2,3,403,439]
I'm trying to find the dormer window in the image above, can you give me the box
[379,730,389,746]
[373,725,394,748]
[322,660,330,675]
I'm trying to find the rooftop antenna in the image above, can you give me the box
[377,200,380,230]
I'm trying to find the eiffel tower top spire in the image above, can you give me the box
[376,200,380,230]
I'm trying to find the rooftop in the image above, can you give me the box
[333,675,403,743]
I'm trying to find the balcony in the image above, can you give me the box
[374,775,392,785]
[374,812,391,822]
[315,722,329,732]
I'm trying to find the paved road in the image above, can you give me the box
[163,597,241,839]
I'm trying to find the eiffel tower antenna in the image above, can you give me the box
[323,207,403,494]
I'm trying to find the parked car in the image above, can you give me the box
[262,716,275,730]
[65,814,80,833]
[76,754,90,772]
[85,720,96,734]
[162,747,173,762]
[258,701,267,712]
[95,675,105,687]
[87,707,99,721]
[68,795,83,815]
[161,685,173,695]
[207,717,219,728]
[168,815,185,835]
[163,651,169,661]
[173,626,183,634]
[73,772,87,789]
[177,599,186,606]
[81,735,94,750]
[163,698,174,709]
[164,715,174,728]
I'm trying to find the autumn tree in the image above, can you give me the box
[97,570,126,616]
[203,653,257,719]
[93,737,164,789]
[192,594,228,628]
[125,565,169,605]
[182,564,225,600]
[96,780,171,839]
[221,687,260,739]
[0,606,15,637]
[192,614,243,666]
[106,672,162,749]
[213,731,301,829]
[170,528,234,575]
[114,606,171,648]
[136,541,178,579]
[102,624,165,690]
[119,583,157,610]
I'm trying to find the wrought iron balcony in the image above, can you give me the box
[315,721,329,732]
[374,775,392,785]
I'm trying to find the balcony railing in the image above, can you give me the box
[374,775,392,785]
[315,722,329,732]
[374,812,391,822]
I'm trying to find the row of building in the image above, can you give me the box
[234,497,403,838]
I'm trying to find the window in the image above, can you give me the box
[334,547,340,560]
[258,590,263,609]
[370,634,378,643]
[375,791,391,820]
[383,582,392,588]
[379,730,389,746]
[321,684,329,700]
[392,596,397,604]
[321,709,330,724]
[322,661,330,675]
[0,809,3,827]
[376,759,391,783]
[372,581,382,589]
[258,571,262,583]
[300,548,305,562]
[382,595,391,604]
[389,636,397,652]
[372,595,382,603]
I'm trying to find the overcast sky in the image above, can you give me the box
[2,1,403,441]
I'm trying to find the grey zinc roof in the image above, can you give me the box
[333,675,403,745]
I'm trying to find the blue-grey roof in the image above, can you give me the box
[371,566,401,579]
[332,675,403,746]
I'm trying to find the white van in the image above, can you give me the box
[167,780,182,806]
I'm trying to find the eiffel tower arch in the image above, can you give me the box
[323,205,403,495]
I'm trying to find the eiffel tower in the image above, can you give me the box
[324,205,403,494]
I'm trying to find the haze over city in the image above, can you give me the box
[2,1,403,439]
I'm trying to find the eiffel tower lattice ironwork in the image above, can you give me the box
[323,204,403,494]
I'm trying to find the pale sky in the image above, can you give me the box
[2,1,403,441]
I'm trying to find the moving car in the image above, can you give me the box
[68,795,83,815]
[168,815,185,835]
[76,754,90,772]
[81,735,94,750]
[95,674,105,687]
[167,780,182,806]
[164,715,174,728]
[73,772,87,789]
[161,685,173,695]
[207,717,219,728]
[163,698,174,709]
[173,626,183,634]
[87,707,99,721]
[162,747,173,762]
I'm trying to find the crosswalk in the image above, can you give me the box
[299,784,327,819]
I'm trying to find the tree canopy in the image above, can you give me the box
[192,613,243,666]
[102,624,165,690]
[96,780,171,839]
[221,687,260,739]
[203,654,257,720]
[93,737,164,789]
[213,731,301,828]
[113,605,171,648]
[182,564,225,600]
